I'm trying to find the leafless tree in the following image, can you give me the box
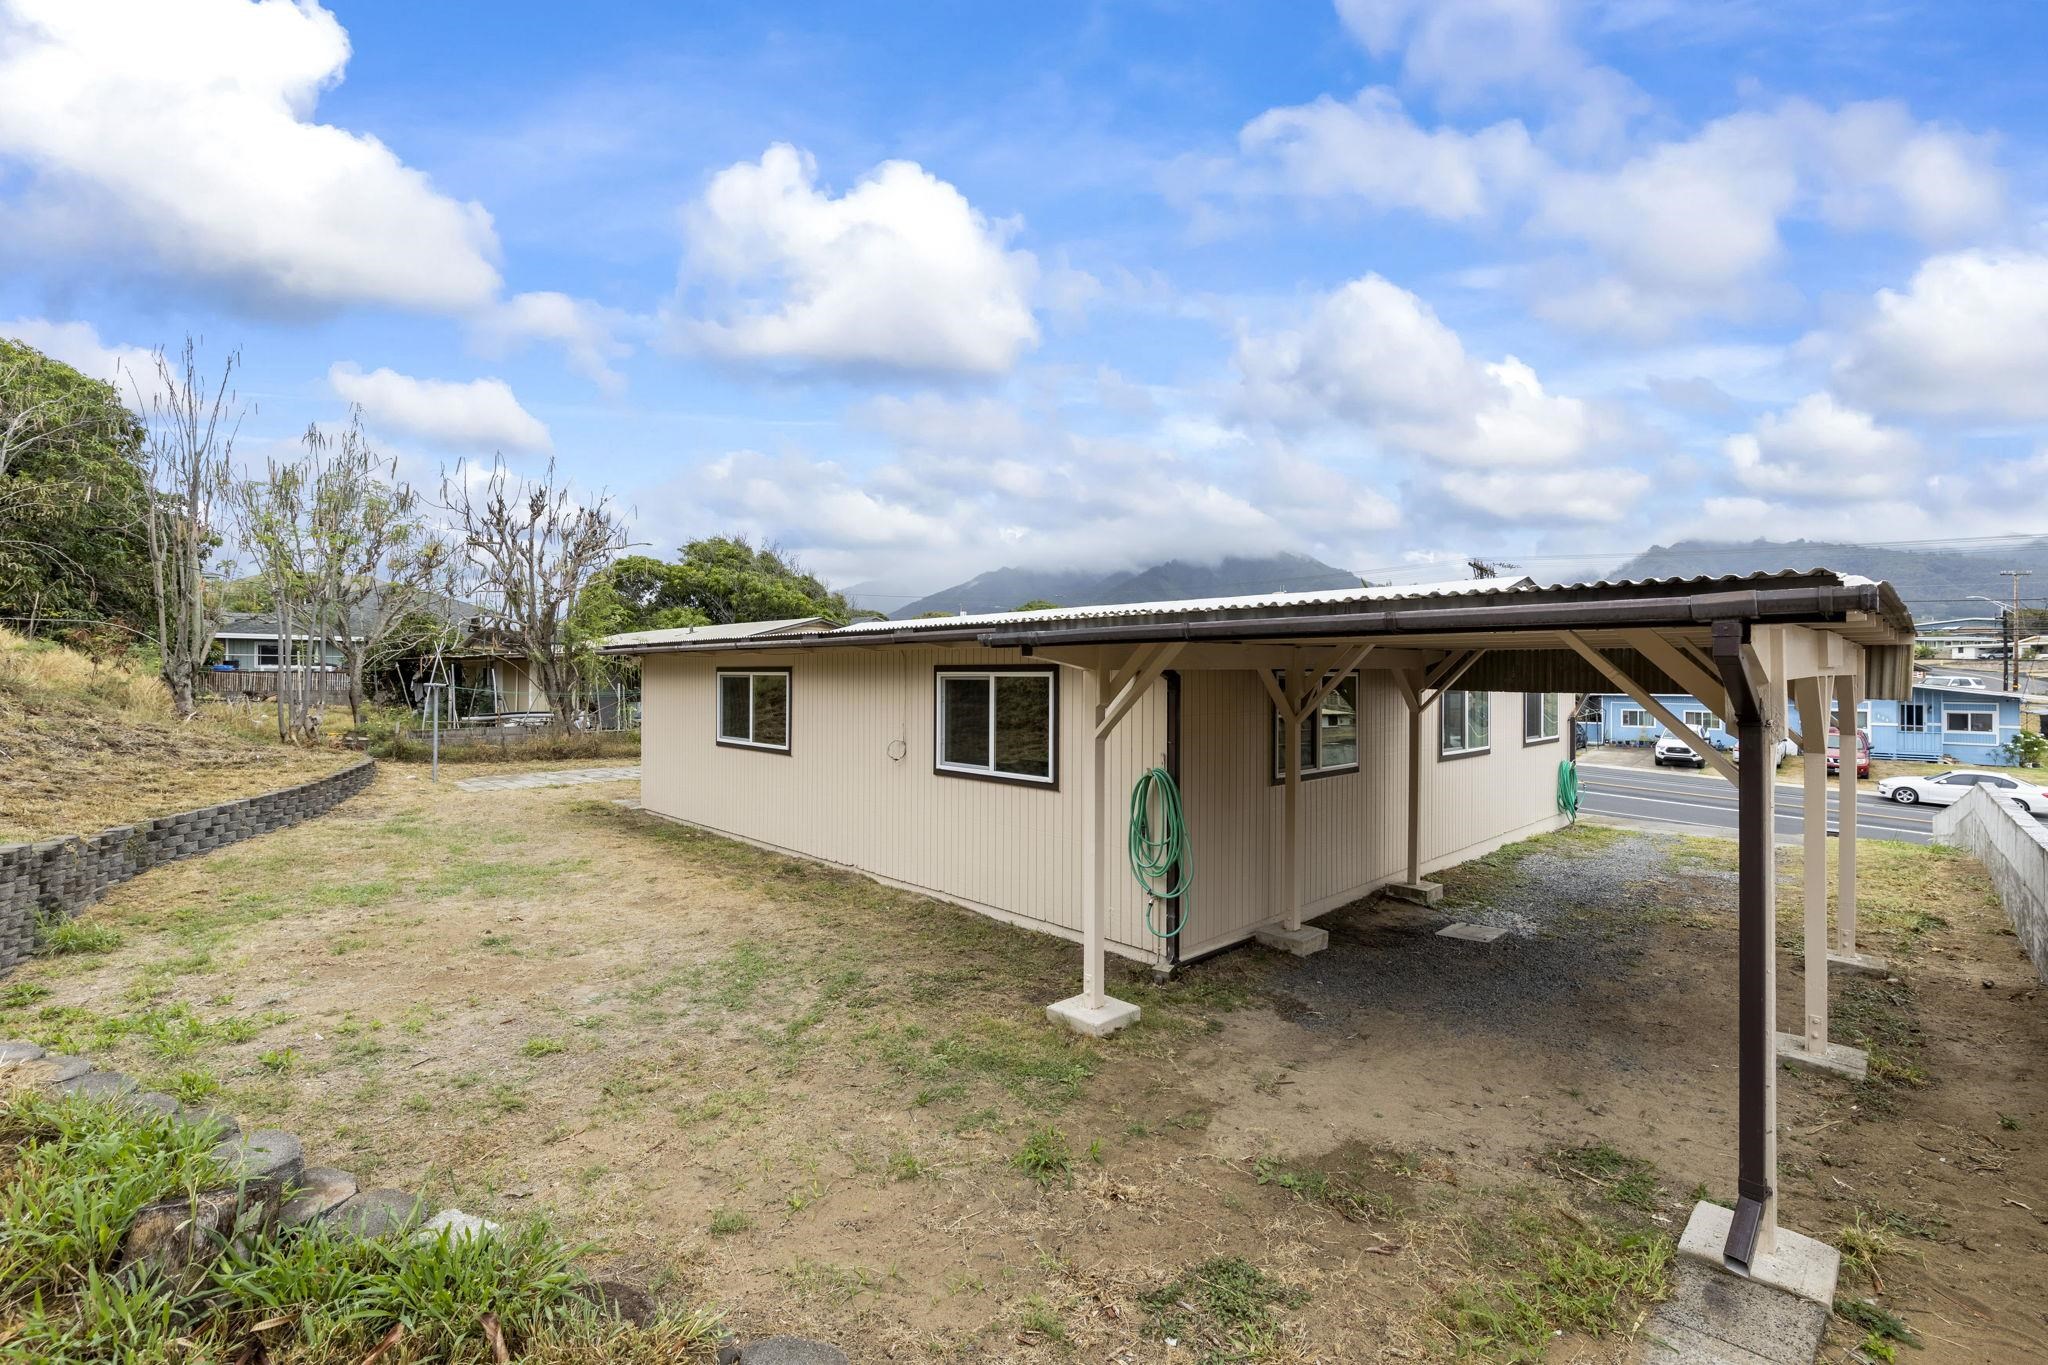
[136,339,241,716]
[307,413,448,726]
[441,456,632,728]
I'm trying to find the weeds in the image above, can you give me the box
[1141,1257,1305,1362]
[1836,1298,1921,1353]
[1547,1143,1661,1213]
[1438,1203,1672,1360]
[1013,1126,1073,1187]
[35,920,124,956]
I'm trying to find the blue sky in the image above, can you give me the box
[4,0,2047,600]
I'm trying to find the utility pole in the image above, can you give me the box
[2002,569,2032,692]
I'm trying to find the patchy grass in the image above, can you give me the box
[1436,822,1629,906]
[33,920,123,957]
[1012,1125,1074,1187]
[1545,1143,1662,1215]
[1437,1199,1673,1361]
[1253,1142,1419,1221]
[1140,1256,1306,1363]
[1835,979,1929,1106]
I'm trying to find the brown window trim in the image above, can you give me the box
[1522,692,1563,747]
[1439,689,1492,761]
[714,666,793,755]
[1267,673,1362,786]
[933,664,1060,790]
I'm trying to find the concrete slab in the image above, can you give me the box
[1677,1202,1840,1307]
[1045,994,1140,1038]
[1386,880,1444,906]
[1436,921,1509,943]
[1827,948,1890,976]
[1642,1255,1832,1365]
[1254,924,1329,956]
[1775,1031,1870,1081]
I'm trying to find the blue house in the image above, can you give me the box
[1581,681,2030,764]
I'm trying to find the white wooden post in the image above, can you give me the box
[1083,668,1106,1010]
[1835,672,1860,958]
[1282,704,1303,931]
[1406,702,1422,885]
[1793,678,1828,1054]
[1047,660,1141,1037]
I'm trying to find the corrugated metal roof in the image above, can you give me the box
[830,577,1523,635]
[600,617,825,649]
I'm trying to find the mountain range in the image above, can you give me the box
[876,553,1360,619]
[1603,539,2048,618]
[849,537,2048,624]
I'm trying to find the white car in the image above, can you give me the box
[1922,674,1989,690]
[1877,770,2048,814]
[1653,730,1710,768]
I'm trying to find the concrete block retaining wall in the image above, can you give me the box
[1933,783,2048,983]
[0,759,375,976]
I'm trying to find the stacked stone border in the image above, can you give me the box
[0,758,377,976]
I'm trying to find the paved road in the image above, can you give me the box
[1577,763,1941,845]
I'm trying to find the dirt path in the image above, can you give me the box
[1,770,2039,1361]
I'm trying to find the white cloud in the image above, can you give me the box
[476,292,632,395]
[1532,100,2003,333]
[1721,394,1915,501]
[0,0,501,313]
[1830,250,2048,421]
[675,144,1039,375]
[328,363,550,454]
[1234,274,1600,468]
[1237,88,1541,219]
[2,317,155,393]
[1445,466,1650,523]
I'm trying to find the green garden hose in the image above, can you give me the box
[1128,765,1192,938]
[1557,758,1581,824]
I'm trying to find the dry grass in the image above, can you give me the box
[2,771,2038,1360]
[0,628,352,841]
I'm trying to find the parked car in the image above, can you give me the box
[1653,730,1710,768]
[1827,728,1870,778]
[1877,770,2048,814]
[1921,674,1989,690]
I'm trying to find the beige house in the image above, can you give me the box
[605,582,1588,1012]
[605,570,1920,1287]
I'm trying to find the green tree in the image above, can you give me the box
[0,338,150,631]
[577,537,853,634]
[1013,599,1061,612]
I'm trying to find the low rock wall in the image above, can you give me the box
[1933,783,2048,983]
[0,759,376,975]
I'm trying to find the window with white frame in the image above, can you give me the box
[1523,692,1560,744]
[1681,708,1716,736]
[1271,674,1360,779]
[936,668,1055,784]
[1441,690,1490,757]
[716,669,791,751]
[256,640,281,669]
[1944,709,1995,735]
[1899,703,1928,732]
[1618,706,1651,729]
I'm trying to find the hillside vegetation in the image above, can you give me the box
[0,630,349,842]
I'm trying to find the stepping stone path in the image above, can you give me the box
[455,765,640,792]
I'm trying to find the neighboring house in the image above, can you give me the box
[211,611,351,671]
[1583,681,2028,763]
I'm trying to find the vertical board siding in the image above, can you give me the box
[640,648,1168,964]
[641,653,1561,967]
[1174,671,1567,958]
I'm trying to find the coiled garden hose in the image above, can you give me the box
[1557,758,1581,824]
[1128,765,1192,938]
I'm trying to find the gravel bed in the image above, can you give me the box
[1254,831,1719,1044]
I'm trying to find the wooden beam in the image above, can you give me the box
[1792,677,1830,1055]
[1392,668,1421,712]
[1298,643,1375,716]
[1097,642,1183,739]
[1102,642,1166,711]
[1622,629,1730,721]
[1422,648,1478,694]
[1417,649,1486,714]
[1561,631,1738,783]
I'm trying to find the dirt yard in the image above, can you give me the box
[1,765,2042,1362]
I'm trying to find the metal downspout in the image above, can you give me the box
[1711,618,1771,1272]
